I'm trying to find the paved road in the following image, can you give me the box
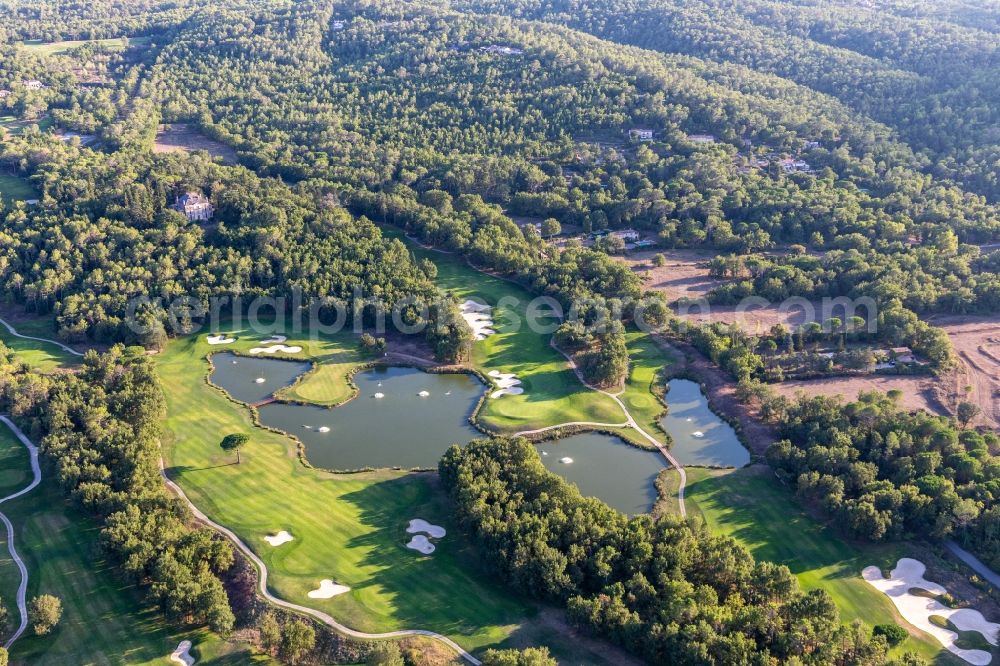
[0,416,42,649]
[946,540,1000,589]
[0,317,84,357]
[160,460,482,665]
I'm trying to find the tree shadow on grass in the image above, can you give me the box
[336,474,531,638]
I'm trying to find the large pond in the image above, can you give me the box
[538,433,665,515]
[210,355,483,470]
[660,379,750,467]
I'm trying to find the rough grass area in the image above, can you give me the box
[0,422,270,664]
[0,309,81,372]
[680,466,957,663]
[20,36,148,56]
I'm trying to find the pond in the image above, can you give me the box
[210,352,312,404]
[538,433,665,515]
[210,356,484,470]
[660,379,750,467]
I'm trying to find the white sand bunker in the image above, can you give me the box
[407,519,446,538]
[459,300,495,340]
[206,334,235,345]
[264,531,294,547]
[863,558,1000,665]
[406,534,436,555]
[307,579,350,599]
[249,344,303,354]
[488,370,524,398]
[170,640,195,666]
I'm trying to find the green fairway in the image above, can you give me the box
[0,174,35,203]
[619,331,674,446]
[682,466,956,663]
[381,230,622,432]
[0,422,269,665]
[0,311,81,372]
[157,329,621,662]
[20,36,147,56]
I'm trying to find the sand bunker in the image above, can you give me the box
[170,640,195,666]
[488,370,524,398]
[459,300,495,340]
[263,335,287,343]
[249,344,303,354]
[863,558,1000,665]
[264,531,293,546]
[307,579,350,599]
[406,534,436,554]
[407,519,446,538]
[206,334,235,345]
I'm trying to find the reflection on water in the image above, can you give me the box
[212,356,483,470]
[539,432,665,515]
[661,379,749,467]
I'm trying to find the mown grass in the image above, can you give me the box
[619,331,675,445]
[0,174,35,203]
[0,310,80,373]
[681,466,955,663]
[20,36,148,56]
[0,422,270,665]
[157,330,621,662]
[382,229,622,432]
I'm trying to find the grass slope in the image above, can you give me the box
[158,329,620,662]
[20,37,147,56]
[0,423,268,665]
[683,466,956,663]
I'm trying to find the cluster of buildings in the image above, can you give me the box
[0,80,45,98]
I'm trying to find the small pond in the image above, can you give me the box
[210,352,312,404]
[538,433,666,515]
[211,356,483,470]
[660,379,750,467]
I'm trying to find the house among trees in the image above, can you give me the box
[612,229,640,243]
[21,79,44,90]
[779,157,812,173]
[628,128,654,141]
[173,191,214,222]
[688,134,716,144]
[480,45,523,55]
[0,90,11,99]
[890,346,916,364]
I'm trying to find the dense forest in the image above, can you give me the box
[0,342,235,632]
[440,436,908,664]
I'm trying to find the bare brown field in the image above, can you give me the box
[623,250,835,331]
[924,314,1000,428]
[770,375,950,417]
[153,123,238,164]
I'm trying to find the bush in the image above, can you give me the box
[873,623,908,646]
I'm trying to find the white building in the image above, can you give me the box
[628,128,654,141]
[612,229,641,243]
[21,80,44,90]
[173,191,214,222]
[480,45,523,55]
[688,134,716,144]
[780,158,812,173]
[0,90,11,99]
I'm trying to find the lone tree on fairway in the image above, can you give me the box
[29,594,62,636]
[221,433,249,464]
